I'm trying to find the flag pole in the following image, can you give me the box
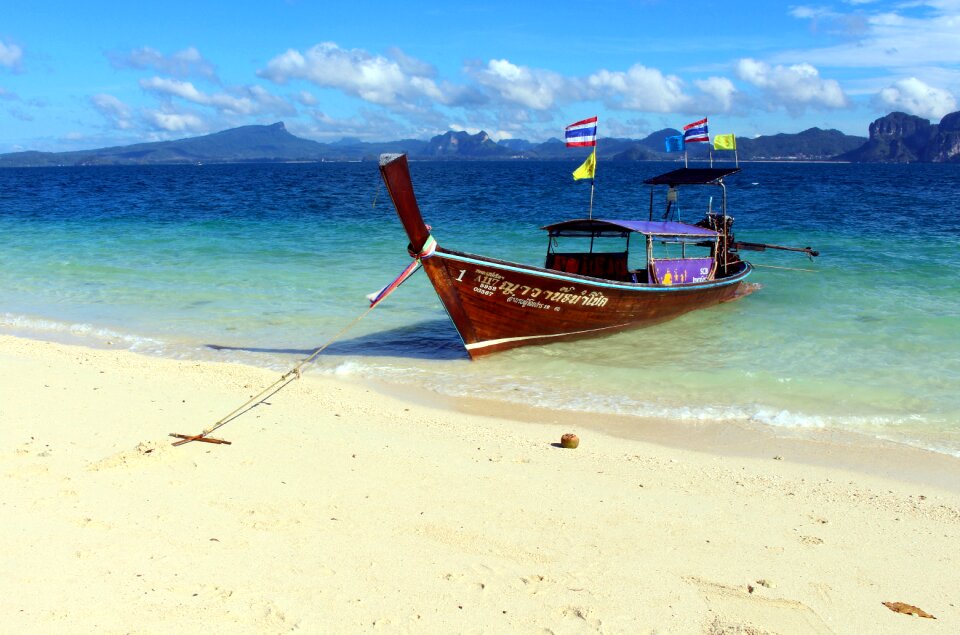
[589,140,597,218]
[589,179,595,219]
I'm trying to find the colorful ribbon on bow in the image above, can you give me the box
[367,235,437,308]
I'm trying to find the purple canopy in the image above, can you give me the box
[543,218,719,238]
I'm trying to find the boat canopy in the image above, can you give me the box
[643,167,740,186]
[542,218,719,238]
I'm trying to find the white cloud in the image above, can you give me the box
[599,117,652,139]
[469,59,569,110]
[300,107,413,141]
[385,47,436,78]
[780,2,960,68]
[259,42,448,107]
[876,77,957,120]
[143,109,206,133]
[243,85,297,116]
[141,77,207,102]
[139,76,294,116]
[448,123,483,135]
[587,64,689,112]
[91,93,134,130]
[736,58,848,114]
[693,77,738,112]
[789,6,832,19]
[109,46,218,80]
[0,39,23,70]
[296,90,318,106]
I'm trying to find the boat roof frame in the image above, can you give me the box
[542,218,719,239]
[643,166,740,223]
[643,167,740,187]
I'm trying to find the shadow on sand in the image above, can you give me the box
[205,319,469,361]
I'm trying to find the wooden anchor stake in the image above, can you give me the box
[169,433,232,446]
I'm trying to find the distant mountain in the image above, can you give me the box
[610,144,661,161]
[0,122,327,166]
[923,111,960,162]
[0,122,429,166]
[516,136,652,160]
[1,116,943,167]
[838,110,960,163]
[422,130,509,158]
[524,138,568,159]
[739,127,866,160]
[838,112,935,162]
[498,138,535,153]
[638,128,683,153]
[476,128,866,162]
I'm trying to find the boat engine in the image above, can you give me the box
[697,213,741,275]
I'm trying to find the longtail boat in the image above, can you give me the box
[377,153,815,358]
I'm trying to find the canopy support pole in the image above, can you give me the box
[588,179,595,219]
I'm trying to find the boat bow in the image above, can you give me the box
[379,154,431,253]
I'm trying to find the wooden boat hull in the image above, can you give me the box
[421,247,755,357]
[378,153,756,358]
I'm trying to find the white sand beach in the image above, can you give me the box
[2,333,958,633]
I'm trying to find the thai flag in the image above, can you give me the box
[565,116,598,147]
[683,117,710,143]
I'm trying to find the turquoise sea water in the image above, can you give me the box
[1,161,958,455]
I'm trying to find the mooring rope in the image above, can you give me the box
[171,236,438,447]
[171,306,375,446]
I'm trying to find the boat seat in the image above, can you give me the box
[547,252,630,281]
[547,254,580,274]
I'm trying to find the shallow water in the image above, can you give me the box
[1,160,958,455]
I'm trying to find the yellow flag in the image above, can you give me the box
[713,134,736,151]
[572,149,596,180]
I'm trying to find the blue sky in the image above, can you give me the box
[1,0,958,152]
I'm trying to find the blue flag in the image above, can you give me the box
[664,135,684,152]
